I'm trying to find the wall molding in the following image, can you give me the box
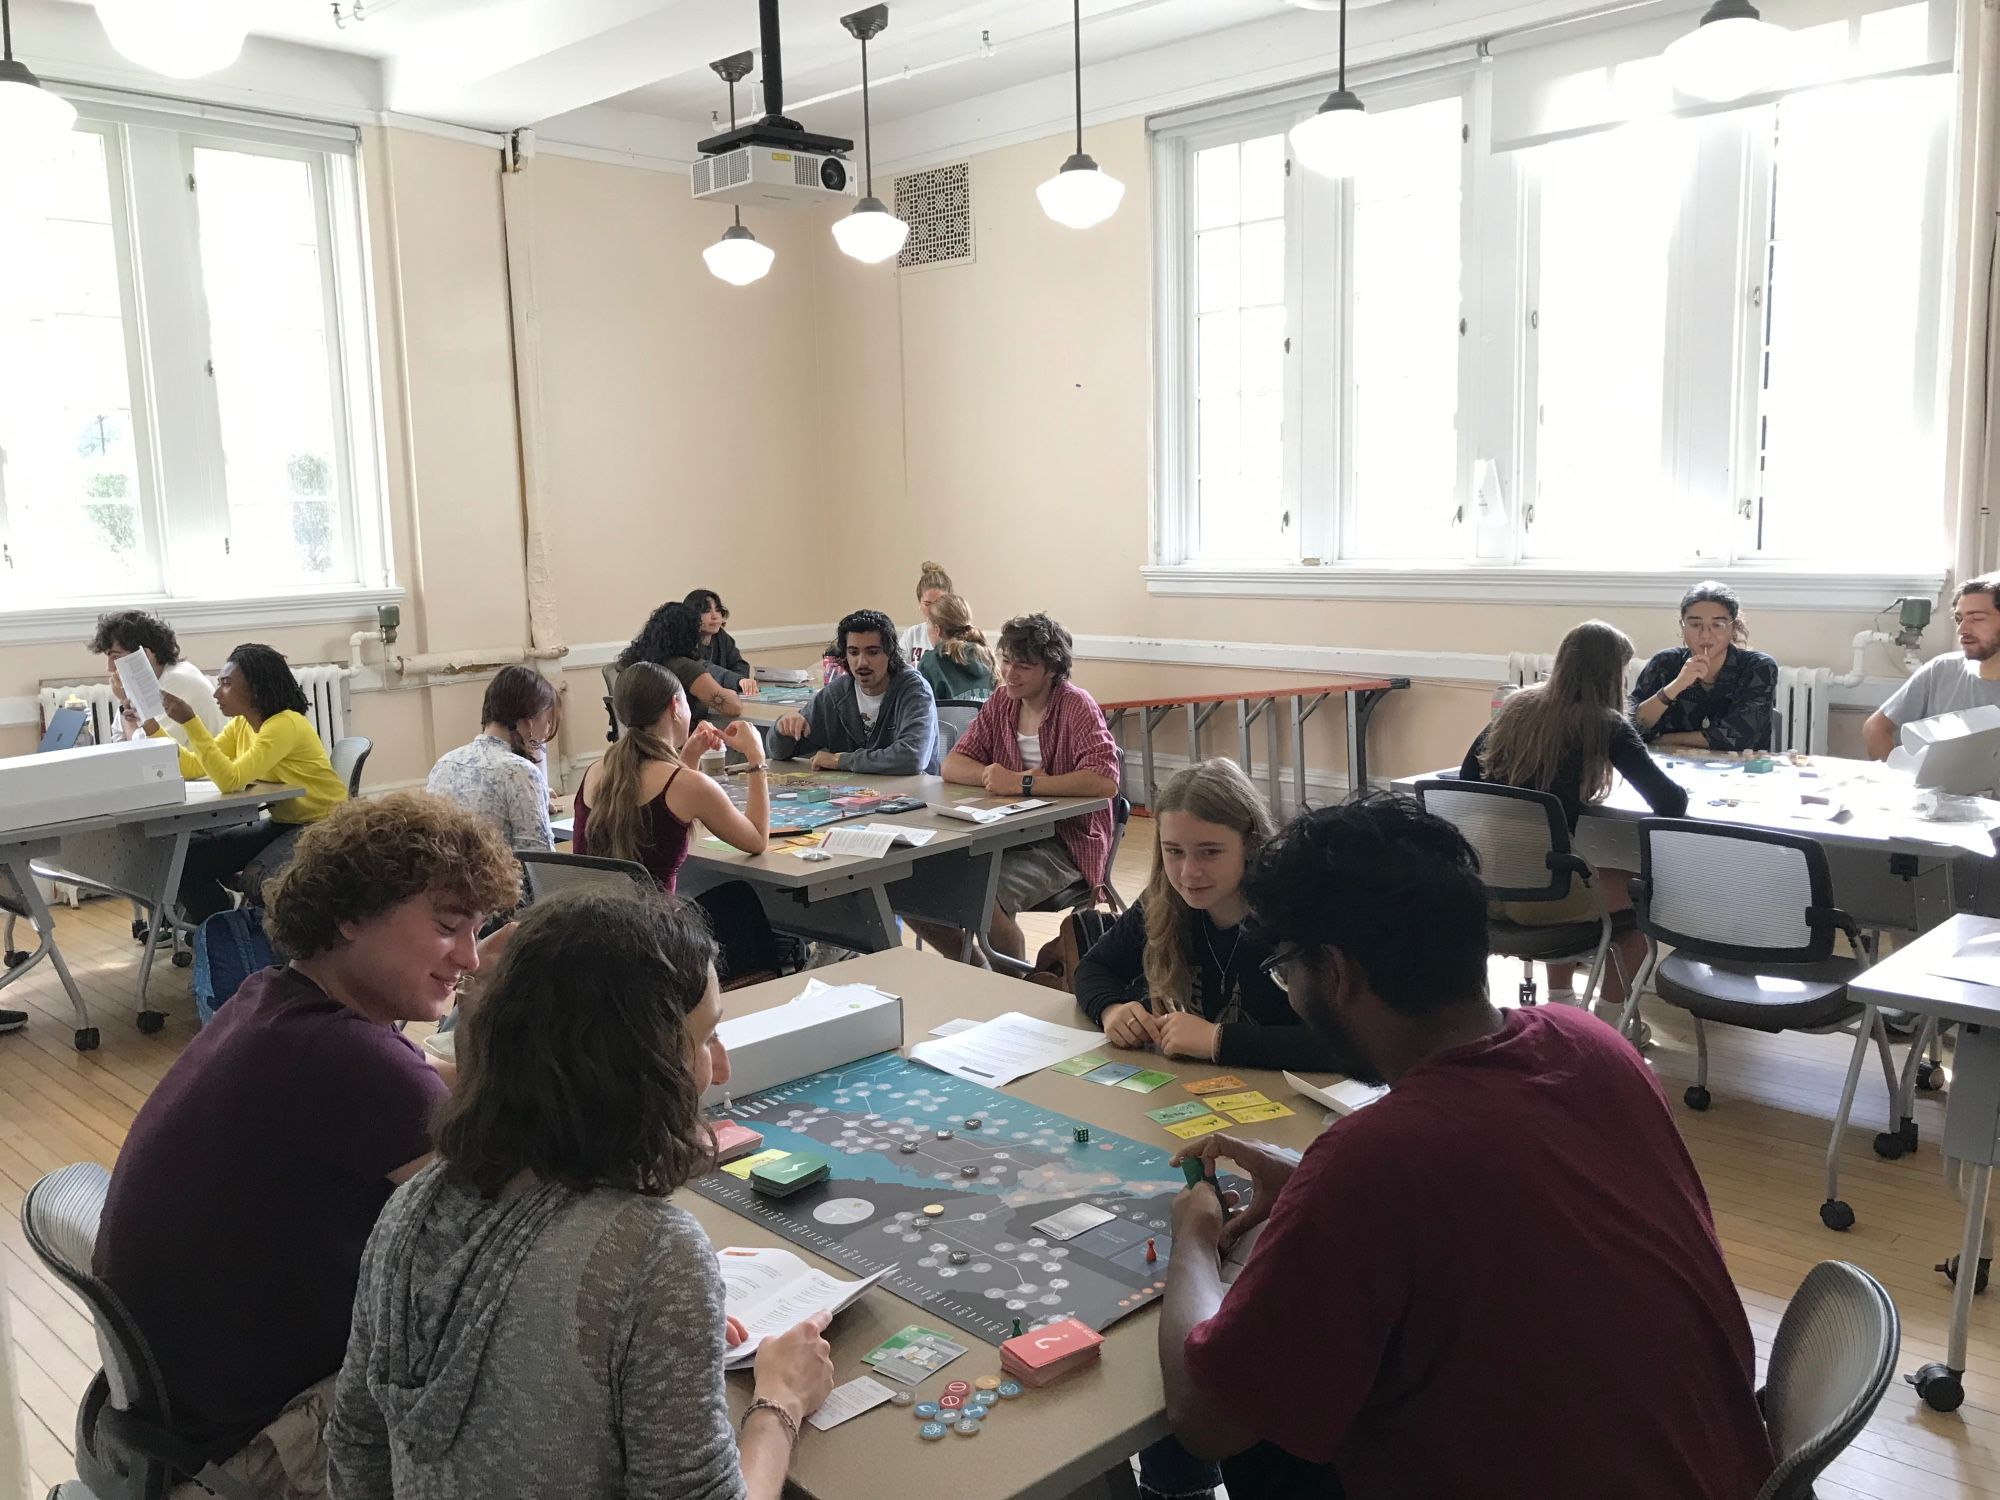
[0,587,406,649]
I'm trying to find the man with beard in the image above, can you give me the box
[1153,797,1774,1500]
[769,609,940,775]
[1864,573,2000,758]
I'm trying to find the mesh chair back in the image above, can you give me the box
[516,850,656,905]
[1756,1261,1899,1500]
[936,703,980,758]
[331,735,373,798]
[1637,819,1834,963]
[1414,779,1577,901]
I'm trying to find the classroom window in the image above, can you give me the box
[0,108,383,611]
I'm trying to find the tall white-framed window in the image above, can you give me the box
[0,101,388,614]
[1148,0,1955,604]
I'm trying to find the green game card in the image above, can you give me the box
[1146,1100,1215,1125]
[1051,1053,1110,1077]
[1116,1069,1177,1094]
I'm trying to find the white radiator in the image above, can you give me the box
[38,664,353,753]
[1499,653,1827,755]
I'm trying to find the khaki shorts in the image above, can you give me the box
[995,839,1086,916]
[169,1376,332,1500]
[1491,882,1597,927]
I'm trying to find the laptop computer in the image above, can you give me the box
[37,705,88,754]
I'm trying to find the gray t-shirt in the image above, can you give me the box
[1878,653,2000,730]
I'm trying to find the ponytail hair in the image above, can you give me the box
[915,560,953,599]
[927,593,995,674]
[591,664,684,865]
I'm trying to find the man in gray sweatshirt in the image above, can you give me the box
[767,609,940,775]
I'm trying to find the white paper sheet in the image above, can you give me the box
[1929,932,2000,988]
[928,1017,980,1038]
[929,798,1053,825]
[114,651,166,726]
[908,1011,1105,1086]
[717,1246,893,1366]
[807,1376,897,1431]
[1283,1069,1389,1116]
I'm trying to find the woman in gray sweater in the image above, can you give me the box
[327,890,833,1500]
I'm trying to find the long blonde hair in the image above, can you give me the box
[914,560,953,599]
[927,593,995,674]
[1482,620,1634,802]
[1142,760,1277,1010]
[590,663,685,865]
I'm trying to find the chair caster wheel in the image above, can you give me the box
[1916,1061,1947,1092]
[1873,1130,1908,1161]
[1517,982,1538,1006]
[3,950,27,969]
[135,1010,165,1035]
[1936,1254,1990,1294]
[1683,1086,1711,1112]
[1911,1363,1965,1413]
[131,918,149,941]
[1819,1199,1856,1232]
[171,950,192,969]
[73,1028,98,1052]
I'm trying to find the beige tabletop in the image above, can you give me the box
[678,947,1331,1500]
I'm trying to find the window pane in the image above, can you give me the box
[1528,121,1689,559]
[0,131,155,599]
[1189,134,1290,560]
[1346,96,1464,560]
[192,146,348,584]
[1753,75,1946,562]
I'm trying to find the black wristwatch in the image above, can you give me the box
[1022,774,1035,798]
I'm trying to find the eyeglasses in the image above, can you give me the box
[1260,947,1303,993]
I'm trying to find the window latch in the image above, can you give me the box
[1524,502,1536,528]
[1738,496,1754,519]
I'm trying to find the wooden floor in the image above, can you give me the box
[3,827,1998,1498]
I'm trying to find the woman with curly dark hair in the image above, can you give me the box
[684,587,757,694]
[618,601,743,726]
[151,641,347,921]
[329,889,834,1500]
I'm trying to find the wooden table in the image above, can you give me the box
[1850,914,2000,1414]
[1101,678,1408,815]
[675,771,1111,966]
[680,947,1329,1500]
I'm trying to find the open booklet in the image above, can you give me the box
[717,1246,893,1366]
[820,823,940,858]
[1283,1069,1388,1116]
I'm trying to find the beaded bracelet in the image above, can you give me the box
[741,1396,800,1447]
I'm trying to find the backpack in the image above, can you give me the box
[1026,906,1119,992]
[192,906,277,1028]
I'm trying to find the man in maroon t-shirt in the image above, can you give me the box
[1158,798,1774,1500]
[94,793,521,1482]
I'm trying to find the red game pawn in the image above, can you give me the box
[1145,1238,1157,1264]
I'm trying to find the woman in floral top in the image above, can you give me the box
[424,665,560,851]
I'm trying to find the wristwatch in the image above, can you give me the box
[1022,774,1035,798]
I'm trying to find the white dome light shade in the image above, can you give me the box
[94,0,251,79]
[1664,0,1792,104]
[832,196,910,264]
[703,223,775,286]
[1290,91,1369,179]
[0,59,77,145]
[1037,152,1125,230]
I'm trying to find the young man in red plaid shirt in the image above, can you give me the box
[911,613,1120,964]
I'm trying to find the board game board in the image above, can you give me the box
[751,683,816,706]
[724,778,926,836]
[691,1051,1242,1346]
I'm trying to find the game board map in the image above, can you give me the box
[722,777,928,835]
[690,1051,1249,1347]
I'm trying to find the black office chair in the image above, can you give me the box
[516,849,655,904]
[1414,779,1621,1009]
[21,1163,260,1500]
[1625,818,1900,1232]
[1755,1261,1899,1498]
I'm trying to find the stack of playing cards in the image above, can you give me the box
[1000,1317,1103,1388]
[863,1325,969,1386]
[708,1120,765,1164]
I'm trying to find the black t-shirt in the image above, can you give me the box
[1460,718,1690,830]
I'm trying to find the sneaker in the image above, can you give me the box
[0,1009,25,1034]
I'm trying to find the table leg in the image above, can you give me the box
[1235,699,1252,784]
[1918,1022,2000,1410]
[1290,697,1307,813]
[1266,698,1281,816]
[1346,682,1408,800]
[1,853,94,1049]
[135,828,193,1026]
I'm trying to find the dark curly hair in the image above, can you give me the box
[264,791,521,961]
[481,664,560,760]
[433,888,720,1198]
[617,601,703,671]
[1243,795,1489,1017]
[88,610,183,665]
[996,613,1074,682]
[222,643,311,719]
[836,608,906,676]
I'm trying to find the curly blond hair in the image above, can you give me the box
[265,791,521,959]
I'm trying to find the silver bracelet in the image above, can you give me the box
[741,1396,800,1447]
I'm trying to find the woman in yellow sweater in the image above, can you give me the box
[150,642,346,921]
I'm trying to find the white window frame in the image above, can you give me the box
[0,95,398,643]
[1147,44,1952,609]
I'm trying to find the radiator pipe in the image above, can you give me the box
[1829,630,1922,687]
[392,646,567,678]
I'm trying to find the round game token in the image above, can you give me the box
[971,1390,998,1407]
[899,1142,918,1154]
[943,1380,970,1397]
[922,1204,944,1217]
[890,1391,915,1407]
[974,1376,1001,1391]
[953,1419,981,1436]
[948,1250,969,1265]
[996,1381,1024,1399]
[913,1402,940,1419]
[936,1129,954,1140]
[919,1422,949,1442]
[964,1117,983,1130]
[938,1393,964,1411]
[959,1403,989,1420]
[959,1164,979,1178]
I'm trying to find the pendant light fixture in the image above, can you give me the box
[832,6,909,264]
[94,0,251,80]
[1663,0,1792,104]
[1037,0,1123,230]
[702,53,775,288]
[1289,0,1368,179]
[0,0,77,146]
